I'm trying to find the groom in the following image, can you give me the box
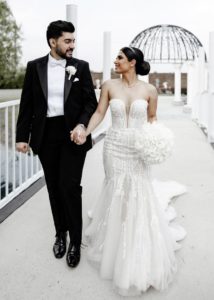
[16,20,97,267]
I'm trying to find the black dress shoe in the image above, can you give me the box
[66,243,81,268]
[53,232,67,259]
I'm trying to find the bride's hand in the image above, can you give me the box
[78,135,87,145]
[70,125,87,145]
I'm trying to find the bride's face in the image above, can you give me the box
[114,51,133,74]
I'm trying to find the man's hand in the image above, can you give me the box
[16,142,29,153]
[70,124,87,145]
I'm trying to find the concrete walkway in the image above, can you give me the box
[1,96,214,300]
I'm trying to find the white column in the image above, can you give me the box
[198,47,206,93]
[197,47,209,128]
[191,55,200,120]
[208,94,214,142]
[183,62,195,112]
[173,64,182,105]
[66,4,78,57]
[204,63,209,92]
[193,47,206,123]
[103,31,111,82]
[92,32,112,142]
[207,32,214,142]
[208,32,214,93]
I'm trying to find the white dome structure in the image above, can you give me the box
[130,24,205,63]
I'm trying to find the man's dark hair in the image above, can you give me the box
[46,20,75,47]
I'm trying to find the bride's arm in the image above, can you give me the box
[147,85,158,123]
[86,81,110,136]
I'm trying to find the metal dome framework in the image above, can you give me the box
[130,25,204,64]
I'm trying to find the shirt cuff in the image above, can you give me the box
[78,123,86,130]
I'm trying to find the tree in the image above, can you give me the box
[0,0,24,88]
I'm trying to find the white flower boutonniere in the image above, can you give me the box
[66,66,77,80]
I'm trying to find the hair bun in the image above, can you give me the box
[137,61,150,76]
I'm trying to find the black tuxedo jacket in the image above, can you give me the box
[16,54,97,154]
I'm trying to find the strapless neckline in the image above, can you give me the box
[109,98,148,128]
[109,98,148,121]
[109,98,148,108]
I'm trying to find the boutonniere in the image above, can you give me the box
[66,66,77,80]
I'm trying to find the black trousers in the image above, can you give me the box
[38,116,86,245]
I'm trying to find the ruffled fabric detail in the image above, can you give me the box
[85,174,186,296]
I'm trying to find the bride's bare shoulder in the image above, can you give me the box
[102,78,120,88]
[140,81,157,93]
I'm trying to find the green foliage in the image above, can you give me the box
[0,0,24,88]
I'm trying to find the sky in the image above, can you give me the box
[7,0,214,72]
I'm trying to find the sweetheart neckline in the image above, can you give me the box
[109,99,148,126]
[109,98,148,108]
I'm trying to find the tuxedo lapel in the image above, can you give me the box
[64,59,78,104]
[36,55,48,101]
[64,72,73,104]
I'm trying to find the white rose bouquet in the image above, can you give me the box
[135,122,174,164]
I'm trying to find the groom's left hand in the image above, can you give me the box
[70,124,87,145]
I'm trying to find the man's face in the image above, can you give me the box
[50,32,75,59]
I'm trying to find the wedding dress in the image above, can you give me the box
[85,99,186,296]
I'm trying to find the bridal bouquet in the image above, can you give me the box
[135,122,174,164]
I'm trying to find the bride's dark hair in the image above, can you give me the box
[121,47,150,76]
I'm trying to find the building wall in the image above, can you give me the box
[91,71,187,95]
[149,73,187,94]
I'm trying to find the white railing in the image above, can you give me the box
[0,100,43,209]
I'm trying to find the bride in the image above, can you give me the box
[71,46,186,296]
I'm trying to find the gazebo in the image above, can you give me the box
[129,24,206,104]
[130,24,204,63]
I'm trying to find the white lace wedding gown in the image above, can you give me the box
[85,99,186,296]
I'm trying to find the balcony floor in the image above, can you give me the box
[1,96,214,300]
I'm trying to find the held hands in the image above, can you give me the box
[70,124,87,145]
[16,142,29,153]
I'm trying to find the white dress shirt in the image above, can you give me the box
[47,54,66,117]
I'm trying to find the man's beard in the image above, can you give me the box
[56,47,73,59]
